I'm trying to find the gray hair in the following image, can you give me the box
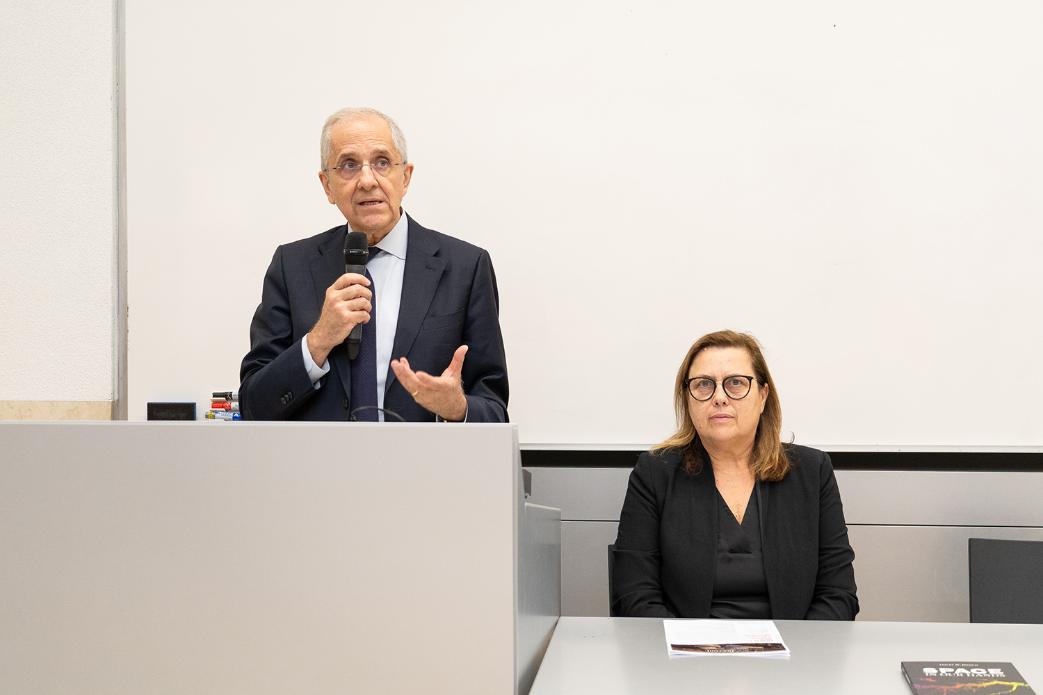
[319,107,408,170]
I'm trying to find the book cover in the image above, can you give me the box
[902,662,1036,695]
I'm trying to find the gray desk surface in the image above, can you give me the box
[530,617,1043,694]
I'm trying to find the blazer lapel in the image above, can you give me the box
[310,226,353,400]
[756,480,783,615]
[386,216,446,393]
[690,465,720,615]
[672,461,718,617]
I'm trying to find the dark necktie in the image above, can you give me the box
[349,249,379,421]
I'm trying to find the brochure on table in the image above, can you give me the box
[663,619,790,658]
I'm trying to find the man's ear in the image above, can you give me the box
[401,162,414,194]
[318,170,335,203]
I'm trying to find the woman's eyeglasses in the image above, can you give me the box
[684,375,756,401]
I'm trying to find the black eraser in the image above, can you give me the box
[146,402,197,421]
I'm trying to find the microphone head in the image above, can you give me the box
[345,230,369,265]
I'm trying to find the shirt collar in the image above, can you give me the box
[348,211,408,261]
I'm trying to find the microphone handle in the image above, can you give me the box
[344,262,367,360]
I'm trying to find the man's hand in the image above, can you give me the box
[306,273,372,365]
[391,345,469,421]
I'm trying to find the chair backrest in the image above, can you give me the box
[968,538,1043,624]
[607,543,617,617]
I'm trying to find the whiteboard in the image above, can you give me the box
[126,0,1043,448]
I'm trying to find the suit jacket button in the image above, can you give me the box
[343,399,350,409]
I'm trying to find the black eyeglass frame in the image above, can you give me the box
[683,374,758,401]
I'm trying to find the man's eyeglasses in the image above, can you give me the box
[327,157,404,180]
[684,375,756,401]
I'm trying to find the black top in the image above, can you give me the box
[709,488,771,619]
[610,444,858,620]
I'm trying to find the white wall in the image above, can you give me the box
[0,2,117,407]
[125,1,1043,448]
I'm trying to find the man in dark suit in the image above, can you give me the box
[239,107,508,422]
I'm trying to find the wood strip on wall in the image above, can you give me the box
[0,401,114,420]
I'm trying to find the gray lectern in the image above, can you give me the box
[0,422,560,694]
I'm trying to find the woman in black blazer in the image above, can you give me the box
[611,330,858,620]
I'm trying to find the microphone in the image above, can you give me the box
[344,231,369,360]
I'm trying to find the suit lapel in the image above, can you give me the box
[386,216,446,393]
[757,480,782,614]
[688,463,719,615]
[310,226,353,401]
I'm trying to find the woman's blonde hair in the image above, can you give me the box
[654,330,790,481]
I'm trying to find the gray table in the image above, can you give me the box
[530,617,1043,694]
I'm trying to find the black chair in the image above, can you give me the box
[607,543,617,616]
[968,538,1043,624]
